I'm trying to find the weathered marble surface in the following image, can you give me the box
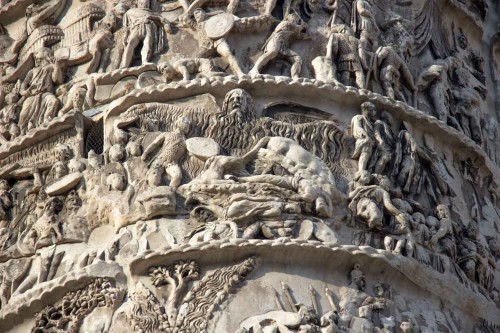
[0,0,499,332]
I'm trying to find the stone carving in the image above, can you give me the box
[31,278,120,333]
[0,0,498,331]
[250,13,308,78]
[127,257,257,332]
[329,24,366,89]
[120,0,171,69]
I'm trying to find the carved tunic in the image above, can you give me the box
[334,34,362,72]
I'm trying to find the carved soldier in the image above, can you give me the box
[18,48,65,133]
[250,13,308,79]
[0,180,12,228]
[371,111,394,175]
[353,0,379,52]
[417,56,462,128]
[328,24,366,88]
[351,101,376,176]
[142,116,191,187]
[375,44,416,104]
[158,58,222,81]
[120,0,172,68]
[450,68,483,144]
[27,197,64,249]
[0,90,20,143]
[430,204,456,260]
[183,9,244,77]
[348,174,407,230]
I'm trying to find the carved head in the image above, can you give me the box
[466,221,479,239]
[126,141,142,157]
[285,12,301,25]
[193,8,206,23]
[0,179,9,191]
[106,173,126,191]
[147,165,163,187]
[55,144,73,162]
[174,116,191,135]
[25,4,42,17]
[436,204,449,219]
[44,197,63,215]
[399,321,413,333]
[65,190,82,210]
[349,263,365,290]
[373,280,385,297]
[296,304,319,325]
[381,316,396,332]
[378,176,392,191]
[5,91,19,105]
[33,48,55,67]
[411,212,425,226]
[158,62,176,80]
[360,101,376,121]
[52,161,68,180]
[137,0,151,9]
[222,89,255,122]
[457,28,468,49]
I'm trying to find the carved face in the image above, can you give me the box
[400,322,412,333]
[137,0,151,9]
[222,89,254,121]
[353,276,366,290]
[0,180,9,191]
[360,102,376,121]
[457,30,468,49]
[194,9,206,23]
[436,205,449,219]
[175,117,191,135]
[33,48,54,67]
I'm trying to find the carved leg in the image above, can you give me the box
[86,49,102,75]
[382,81,395,99]
[120,34,141,68]
[217,42,244,76]
[340,70,351,86]
[165,164,182,188]
[250,50,279,76]
[141,31,154,64]
[289,53,302,79]
[354,70,365,89]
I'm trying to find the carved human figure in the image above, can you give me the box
[157,58,222,81]
[27,197,63,249]
[249,13,308,79]
[183,8,244,76]
[417,57,461,124]
[430,204,456,260]
[142,116,191,187]
[351,101,376,176]
[10,0,68,55]
[120,0,172,68]
[375,44,416,104]
[380,15,412,62]
[354,0,379,53]
[328,24,366,88]
[47,144,73,183]
[0,180,12,228]
[450,68,483,144]
[348,173,407,230]
[338,264,384,328]
[371,111,394,175]
[0,90,20,143]
[18,48,65,133]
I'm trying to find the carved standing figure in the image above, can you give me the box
[182,9,244,76]
[328,24,366,88]
[249,13,308,79]
[120,0,172,68]
[17,48,65,133]
[375,44,416,104]
[430,204,456,260]
[142,117,191,187]
[450,68,483,144]
[351,101,376,176]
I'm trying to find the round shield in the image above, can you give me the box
[204,13,235,39]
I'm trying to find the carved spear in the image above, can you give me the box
[281,281,297,312]
[308,284,319,314]
[324,286,338,312]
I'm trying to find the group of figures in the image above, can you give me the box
[0,0,495,153]
[235,263,439,333]
[349,100,497,295]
